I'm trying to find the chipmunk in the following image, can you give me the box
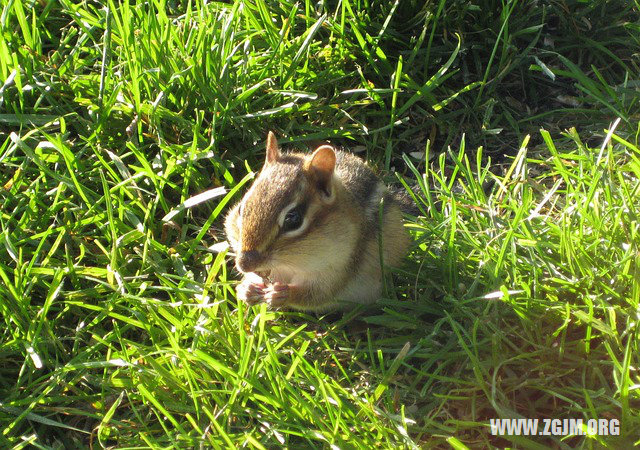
[224,132,412,312]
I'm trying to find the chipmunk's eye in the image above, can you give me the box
[282,205,303,232]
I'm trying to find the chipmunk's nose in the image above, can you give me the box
[237,250,262,273]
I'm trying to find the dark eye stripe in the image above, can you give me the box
[281,202,308,233]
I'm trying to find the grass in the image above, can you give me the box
[1,0,639,447]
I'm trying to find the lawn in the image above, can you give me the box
[1,0,639,448]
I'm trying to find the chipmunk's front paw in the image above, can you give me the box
[264,282,291,308]
[236,279,267,305]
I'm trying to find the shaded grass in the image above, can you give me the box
[1,0,639,447]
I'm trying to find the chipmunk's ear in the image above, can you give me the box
[265,131,280,166]
[305,144,336,200]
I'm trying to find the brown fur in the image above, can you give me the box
[225,133,412,311]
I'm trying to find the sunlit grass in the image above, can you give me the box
[1,0,639,447]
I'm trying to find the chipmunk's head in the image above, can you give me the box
[225,132,338,277]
